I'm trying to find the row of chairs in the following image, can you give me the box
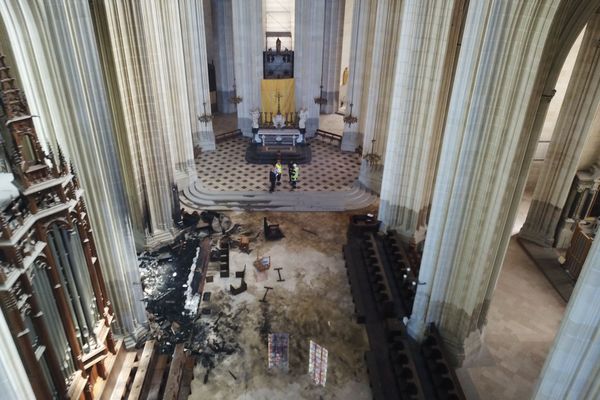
[421,324,465,400]
[345,215,465,400]
[382,232,419,314]
[343,240,367,323]
[384,319,424,398]
[362,234,395,318]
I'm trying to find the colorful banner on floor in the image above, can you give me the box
[261,78,295,115]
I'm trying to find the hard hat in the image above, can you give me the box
[293,163,297,167]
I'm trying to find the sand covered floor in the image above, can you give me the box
[188,211,372,400]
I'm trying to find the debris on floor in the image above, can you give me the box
[140,211,372,399]
[309,340,329,387]
[264,217,285,240]
[268,333,290,371]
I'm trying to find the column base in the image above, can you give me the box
[174,161,197,188]
[122,324,149,349]
[358,160,383,194]
[407,302,485,367]
[305,117,319,138]
[391,226,427,249]
[439,327,485,367]
[237,117,253,137]
[378,200,428,247]
[517,228,555,248]
[341,129,362,152]
[142,229,179,251]
[196,129,216,151]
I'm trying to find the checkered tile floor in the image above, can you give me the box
[196,136,361,192]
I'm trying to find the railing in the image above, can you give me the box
[315,129,342,144]
[214,129,242,143]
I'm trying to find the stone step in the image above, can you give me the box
[181,180,377,211]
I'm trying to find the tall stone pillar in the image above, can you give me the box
[320,0,345,115]
[340,0,374,152]
[294,0,325,136]
[212,0,236,114]
[161,1,199,184]
[520,15,600,247]
[0,0,148,338]
[0,310,36,399]
[356,0,403,193]
[533,238,600,399]
[181,0,216,152]
[406,0,598,364]
[232,0,262,136]
[94,0,180,249]
[378,0,465,241]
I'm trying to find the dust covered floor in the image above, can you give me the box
[188,211,372,400]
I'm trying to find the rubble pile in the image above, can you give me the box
[139,235,201,353]
[190,300,247,371]
[139,211,255,358]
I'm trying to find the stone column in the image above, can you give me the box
[0,310,36,399]
[406,0,598,365]
[340,0,374,152]
[232,0,262,136]
[520,15,600,247]
[211,0,236,114]
[203,0,214,65]
[294,0,325,136]
[94,0,179,249]
[0,0,147,338]
[533,238,600,399]
[160,1,199,185]
[378,0,465,241]
[356,0,403,193]
[321,0,345,115]
[181,0,216,152]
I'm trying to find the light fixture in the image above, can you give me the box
[344,0,362,127]
[343,103,358,127]
[198,102,213,124]
[314,84,327,106]
[363,138,381,166]
[229,80,242,105]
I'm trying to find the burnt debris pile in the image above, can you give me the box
[190,303,247,371]
[139,235,201,353]
[139,210,256,362]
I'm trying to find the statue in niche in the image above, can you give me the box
[276,37,282,53]
[298,107,308,131]
[250,108,260,131]
[342,67,349,85]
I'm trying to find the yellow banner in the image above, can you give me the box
[261,79,295,115]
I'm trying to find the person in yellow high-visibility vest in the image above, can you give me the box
[290,163,299,190]
[275,159,283,186]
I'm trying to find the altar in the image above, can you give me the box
[253,128,304,146]
[245,107,311,164]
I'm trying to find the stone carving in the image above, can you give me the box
[298,108,308,130]
[250,108,260,129]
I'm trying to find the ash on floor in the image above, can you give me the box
[188,211,373,400]
[139,233,205,353]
